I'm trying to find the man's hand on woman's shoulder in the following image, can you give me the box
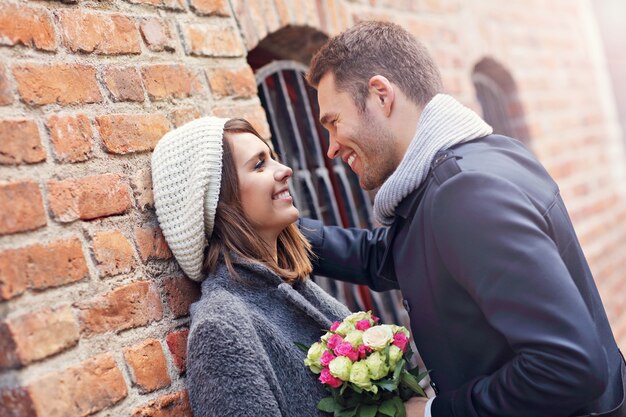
[405,396,429,417]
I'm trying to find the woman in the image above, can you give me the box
[151,117,350,417]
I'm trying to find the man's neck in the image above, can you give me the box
[391,98,423,166]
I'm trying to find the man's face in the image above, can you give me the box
[317,73,397,190]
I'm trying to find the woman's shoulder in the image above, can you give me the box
[191,267,249,320]
[191,261,278,323]
[297,279,351,320]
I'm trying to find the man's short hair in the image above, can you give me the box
[307,21,442,111]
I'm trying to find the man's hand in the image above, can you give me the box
[405,397,429,417]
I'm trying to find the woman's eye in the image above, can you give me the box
[254,159,265,170]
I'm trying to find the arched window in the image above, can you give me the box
[473,72,515,137]
[249,28,409,327]
[472,58,530,143]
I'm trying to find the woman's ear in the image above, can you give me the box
[368,75,395,117]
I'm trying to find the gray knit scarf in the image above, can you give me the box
[373,94,493,226]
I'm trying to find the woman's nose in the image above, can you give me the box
[274,162,293,182]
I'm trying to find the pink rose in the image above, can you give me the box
[320,350,335,367]
[393,332,409,352]
[334,342,359,361]
[327,334,343,351]
[372,315,380,323]
[355,319,371,331]
[330,321,341,332]
[358,344,371,359]
[319,367,343,388]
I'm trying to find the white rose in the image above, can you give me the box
[304,342,325,373]
[362,325,393,350]
[390,324,410,336]
[344,330,364,348]
[388,345,403,368]
[320,331,333,343]
[344,311,370,324]
[335,321,355,336]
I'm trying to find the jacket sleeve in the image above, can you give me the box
[298,217,399,291]
[186,318,284,417]
[429,171,608,417]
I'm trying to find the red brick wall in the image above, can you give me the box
[1,1,624,416]
[0,0,263,414]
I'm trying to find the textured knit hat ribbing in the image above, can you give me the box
[151,116,227,282]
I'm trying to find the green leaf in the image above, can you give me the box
[317,397,342,413]
[336,407,358,417]
[374,379,398,392]
[350,384,363,394]
[340,382,348,395]
[294,341,310,352]
[407,367,431,382]
[392,397,406,417]
[400,370,426,397]
[392,360,405,384]
[357,404,378,417]
[403,347,414,363]
[378,399,397,417]
[344,396,363,409]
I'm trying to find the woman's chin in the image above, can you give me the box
[291,206,300,220]
[282,208,300,228]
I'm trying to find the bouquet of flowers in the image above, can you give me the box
[297,311,428,417]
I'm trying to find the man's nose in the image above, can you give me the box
[327,137,340,159]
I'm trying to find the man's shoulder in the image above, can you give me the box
[450,134,533,164]
[436,135,551,189]
[401,135,552,216]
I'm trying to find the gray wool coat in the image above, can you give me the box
[186,259,351,417]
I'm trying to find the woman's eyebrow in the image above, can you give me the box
[243,150,266,167]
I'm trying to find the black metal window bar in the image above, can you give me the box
[472,72,516,138]
[256,60,409,328]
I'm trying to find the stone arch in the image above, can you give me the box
[248,26,329,70]
[472,57,531,143]
[230,0,347,53]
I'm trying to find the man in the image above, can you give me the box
[300,21,625,417]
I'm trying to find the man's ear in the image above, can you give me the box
[368,75,395,117]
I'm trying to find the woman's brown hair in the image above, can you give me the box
[202,118,313,283]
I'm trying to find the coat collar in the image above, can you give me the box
[202,255,284,291]
[376,175,432,280]
[201,257,333,330]
[394,176,431,220]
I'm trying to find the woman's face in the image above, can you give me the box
[228,132,299,244]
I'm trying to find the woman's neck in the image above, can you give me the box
[259,232,278,262]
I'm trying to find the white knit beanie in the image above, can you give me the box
[151,116,227,282]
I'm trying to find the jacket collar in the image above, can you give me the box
[394,175,431,220]
[202,255,285,291]
[201,257,333,330]
[376,175,431,280]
